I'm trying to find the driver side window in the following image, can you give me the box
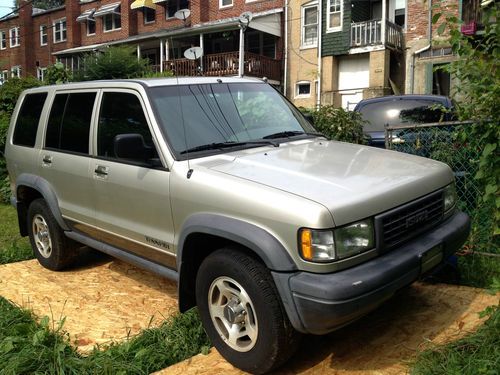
[97,92,158,164]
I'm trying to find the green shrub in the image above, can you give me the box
[76,46,151,81]
[44,62,72,85]
[312,105,366,144]
[0,77,42,114]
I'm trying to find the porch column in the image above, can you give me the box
[160,39,164,72]
[199,33,204,72]
[238,27,244,77]
[165,40,170,61]
[381,0,386,45]
[137,44,141,60]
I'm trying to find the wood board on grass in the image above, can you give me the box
[0,251,178,353]
[156,283,499,375]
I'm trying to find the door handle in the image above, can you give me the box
[94,165,109,176]
[42,155,52,165]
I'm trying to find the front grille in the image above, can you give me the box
[377,190,444,249]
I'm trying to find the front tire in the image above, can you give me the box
[27,198,76,271]
[196,248,301,374]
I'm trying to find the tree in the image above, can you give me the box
[75,46,151,81]
[31,0,65,10]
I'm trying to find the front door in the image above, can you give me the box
[92,89,176,269]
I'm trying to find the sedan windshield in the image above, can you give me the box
[148,83,317,158]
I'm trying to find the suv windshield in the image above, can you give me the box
[149,83,316,157]
[359,99,447,132]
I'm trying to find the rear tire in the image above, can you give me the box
[27,198,77,271]
[196,248,301,374]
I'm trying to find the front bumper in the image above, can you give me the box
[272,211,470,335]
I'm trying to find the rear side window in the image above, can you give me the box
[12,93,48,147]
[97,92,155,160]
[45,92,96,154]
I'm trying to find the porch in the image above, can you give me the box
[350,19,403,50]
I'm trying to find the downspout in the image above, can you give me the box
[316,0,322,109]
[410,0,432,93]
[284,0,289,96]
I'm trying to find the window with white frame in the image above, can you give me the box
[219,0,233,8]
[37,67,47,81]
[327,0,342,31]
[295,81,311,97]
[166,0,189,18]
[53,19,67,43]
[144,7,156,23]
[87,19,96,35]
[0,31,6,49]
[11,66,21,78]
[301,3,318,47]
[103,11,121,31]
[9,27,20,47]
[1,70,8,84]
[40,25,48,46]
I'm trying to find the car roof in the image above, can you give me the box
[354,94,452,110]
[22,76,265,94]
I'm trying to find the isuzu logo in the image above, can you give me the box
[406,210,428,228]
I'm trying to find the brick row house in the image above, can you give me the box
[286,0,495,109]
[0,0,285,84]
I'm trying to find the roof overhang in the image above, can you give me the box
[76,8,95,23]
[94,2,121,18]
[131,0,156,10]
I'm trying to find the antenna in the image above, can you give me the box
[237,12,253,77]
[183,46,203,60]
[174,9,191,25]
[238,11,253,31]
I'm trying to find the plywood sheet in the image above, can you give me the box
[0,253,178,353]
[156,283,499,375]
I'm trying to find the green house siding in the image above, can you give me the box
[322,0,351,57]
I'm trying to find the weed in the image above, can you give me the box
[0,204,33,264]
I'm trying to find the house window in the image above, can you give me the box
[37,67,47,81]
[0,31,6,49]
[166,0,189,18]
[394,0,406,28]
[87,19,96,35]
[327,0,342,31]
[295,81,311,97]
[219,0,233,8]
[1,70,8,84]
[9,27,20,47]
[144,8,156,23]
[103,12,121,31]
[53,19,67,43]
[40,25,48,46]
[301,3,318,47]
[11,66,21,78]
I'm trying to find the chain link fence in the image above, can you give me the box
[385,121,496,254]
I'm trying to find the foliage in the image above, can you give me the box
[76,46,152,81]
[32,0,65,10]
[44,62,72,85]
[0,295,210,374]
[0,204,32,264]
[0,77,42,115]
[141,70,175,78]
[434,5,500,236]
[312,105,366,144]
[410,304,499,375]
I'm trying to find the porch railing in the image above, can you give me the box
[163,51,281,81]
[350,20,403,50]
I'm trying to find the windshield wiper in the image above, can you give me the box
[180,140,278,154]
[262,131,325,139]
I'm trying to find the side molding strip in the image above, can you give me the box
[66,231,179,283]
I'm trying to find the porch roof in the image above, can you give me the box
[53,8,282,56]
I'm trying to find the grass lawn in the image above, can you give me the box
[0,204,33,264]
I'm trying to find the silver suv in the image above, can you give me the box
[5,77,470,374]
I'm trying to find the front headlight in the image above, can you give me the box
[299,219,375,263]
[443,183,457,213]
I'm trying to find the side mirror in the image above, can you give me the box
[113,133,149,162]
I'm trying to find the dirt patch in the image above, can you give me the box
[0,252,178,352]
[157,283,498,375]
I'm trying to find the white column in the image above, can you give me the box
[137,44,141,60]
[199,33,204,72]
[381,0,386,45]
[160,39,164,72]
[238,27,244,77]
[165,40,170,61]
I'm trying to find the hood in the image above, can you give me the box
[204,140,453,226]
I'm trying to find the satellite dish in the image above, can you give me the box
[238,11,253,26]
[175,9,191,21]
[184,47,203,60]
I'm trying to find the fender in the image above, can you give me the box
[15,173,69,231]
[177,213,298,272]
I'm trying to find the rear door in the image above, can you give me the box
[38,90,98,226]
[91,89,176,269]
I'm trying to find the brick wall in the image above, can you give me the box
[406,0,459,42]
